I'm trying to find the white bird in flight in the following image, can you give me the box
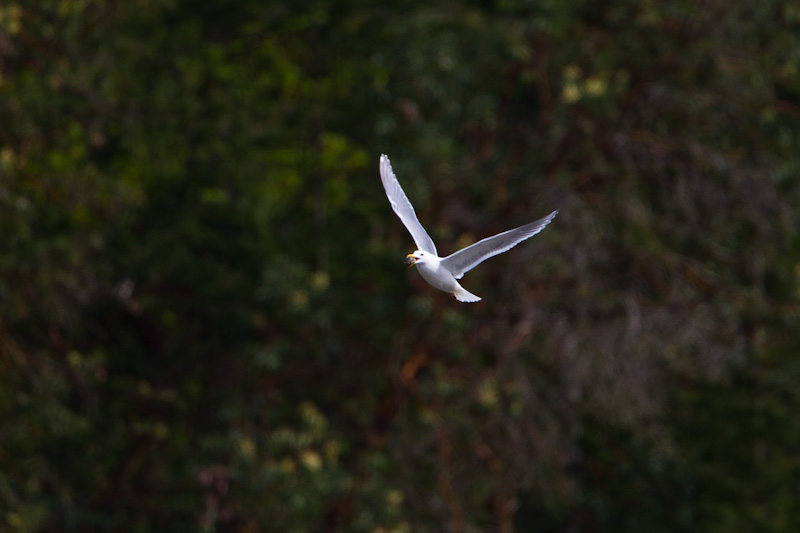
[379,154,558,303]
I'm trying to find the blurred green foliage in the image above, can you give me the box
[1,0,799,531]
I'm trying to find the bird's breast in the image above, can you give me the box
[416,262,458,292]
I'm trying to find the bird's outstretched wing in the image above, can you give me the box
[379,154,438,255]
[441,210,558,279]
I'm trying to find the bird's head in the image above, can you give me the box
[404,250,429,267]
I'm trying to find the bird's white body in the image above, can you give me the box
[408,251,482,302]
[379,154,557,303]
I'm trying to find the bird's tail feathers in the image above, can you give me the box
[454,286,481,303]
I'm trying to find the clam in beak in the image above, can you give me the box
[405,254,417,267]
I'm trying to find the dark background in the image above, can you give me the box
[1,1,799,531]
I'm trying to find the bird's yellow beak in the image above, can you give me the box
[405,254,417,267]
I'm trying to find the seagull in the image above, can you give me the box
[379,154,558,303]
